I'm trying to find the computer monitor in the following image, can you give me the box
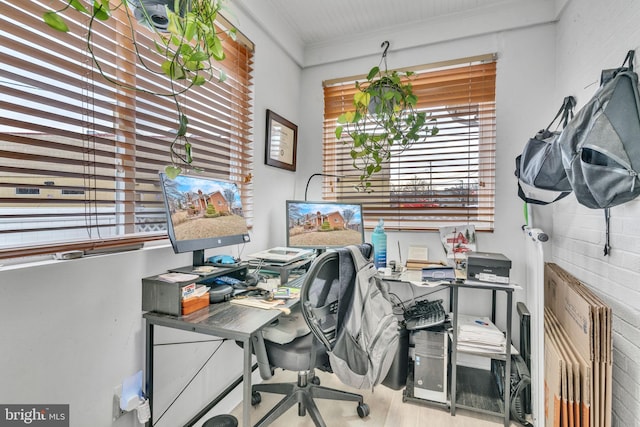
[159,172,250,270]
[286,200,364,250]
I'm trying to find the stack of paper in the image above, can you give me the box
[405,245,432,269]
[457,314,507,354]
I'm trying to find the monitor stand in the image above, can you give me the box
[168,250,208,274]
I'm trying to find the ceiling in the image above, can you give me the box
[232,0,562,67]
[259,0,532,46]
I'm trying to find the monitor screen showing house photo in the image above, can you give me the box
[286,200,364,249]
[160,173,250,253]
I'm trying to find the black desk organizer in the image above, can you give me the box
[142,264,247,316]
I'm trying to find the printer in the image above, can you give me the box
[466,251,511,284]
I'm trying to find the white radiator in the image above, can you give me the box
[522,225,548,427]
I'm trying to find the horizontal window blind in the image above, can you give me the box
[0,0,254,259]
[323,57,496,232]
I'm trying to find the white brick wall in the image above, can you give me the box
[551,1,640,425]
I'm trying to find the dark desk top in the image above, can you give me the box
[143,297,299,341]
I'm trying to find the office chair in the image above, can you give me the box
[249,244,372,427]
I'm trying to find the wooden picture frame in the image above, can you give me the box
[265,109,297,171]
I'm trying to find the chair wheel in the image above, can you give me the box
[357,403,370,418]
[251,391,262,406]
[311,376,321,385]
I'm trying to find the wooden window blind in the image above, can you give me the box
[323,56,496,232]
[0,0,254,259]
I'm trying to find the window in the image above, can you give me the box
[323,55,496,231]
[0,0,254,259]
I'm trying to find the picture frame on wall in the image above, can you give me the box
[265,109,297,171]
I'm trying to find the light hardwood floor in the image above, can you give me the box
[224,369,518,427]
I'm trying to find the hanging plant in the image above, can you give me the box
[335,41,439,191]
[42,0,236,179]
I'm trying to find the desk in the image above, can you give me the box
[449,282,515,427]
[144,298,298,427]
[384,276,516,427]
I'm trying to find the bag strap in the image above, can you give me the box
[604,208,611,256]
[622,50,635,72]
[601,50,636,85]
[545,96,576,130]
[516,179,571,205]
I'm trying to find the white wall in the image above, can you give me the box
[0,5,301,427]
[298,24,557,338]
[549,0,640,425]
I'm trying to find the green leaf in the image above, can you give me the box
[69,0,89,14]
[382,90,395,101]
[197,20,213,35]
[184,16,197,41]
[192,74,206,86]
[177,113,189,136]
[218,69,227,83]
[165,165,182,179]
[335,126,343,139]
[160,60,174,78]
[161,60,185,80]
[210,36,225,61]
[170,34,182,47]
[43,12,69,32]
[93,0,110,20]
[167,12,181,35]
[367,66,380,81]
[185,60,204,71]
[228,28,237,41]
[189,51,209,62]
[184,142,193,164]
[179,43,193,56]
[354,91,370,107]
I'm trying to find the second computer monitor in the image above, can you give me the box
[286,200,364,250]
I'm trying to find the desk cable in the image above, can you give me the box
[388,286,445,318]
[151,338,227,426]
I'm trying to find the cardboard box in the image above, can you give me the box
[466,252,511,284]
[544,263,611,427]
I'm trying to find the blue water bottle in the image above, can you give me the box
[371,218,387,269]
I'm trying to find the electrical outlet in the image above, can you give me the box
[113,385,126,421]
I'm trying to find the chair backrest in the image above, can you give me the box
[300,244,372,349]
[301,244,400,389]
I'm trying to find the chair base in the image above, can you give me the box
[251,370,366,427]
[202,414,238,427]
